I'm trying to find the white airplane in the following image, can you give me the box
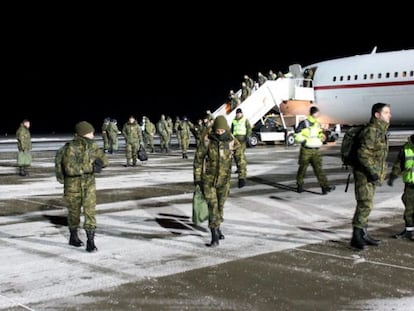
[281,47,414,126]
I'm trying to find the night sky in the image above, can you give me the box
[8,8,413,135]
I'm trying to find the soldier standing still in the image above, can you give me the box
[294,106,335,194]
[107,118,120,153]
[16,119,32,176]
[193,115,246,247]
[122,115,144,167]
[388,134,414,241]
[350,102,391,250]
[60,121,108,252]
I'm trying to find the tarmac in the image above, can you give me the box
[0,134,414,311]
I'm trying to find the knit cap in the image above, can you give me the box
[75,121,95,136]
[213,115,229,131]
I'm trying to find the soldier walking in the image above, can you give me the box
[122,115,144,167]
[193,115,246,247]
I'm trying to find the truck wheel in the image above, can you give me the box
[248,134,258,148]
[286,134,295,146]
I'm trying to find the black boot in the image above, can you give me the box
[206,227,219,247]
[86,229,98,252]
[321,185,336,195]
[350,227,367,250]
[69,228,84,247]
[19,167,27,176]
[297,183,304,193]
[217,227,225,240]
[393,228,414,240]
[362,226,381,246]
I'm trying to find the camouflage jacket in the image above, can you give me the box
[61,136,109,177]
[193,132,246,187]
[356,118,389,181]
[16,124,32,151]
[122,121,143,144]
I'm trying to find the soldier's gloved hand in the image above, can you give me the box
[238,179,245,188]
[367,173,379,183]
[93,158,104,173]
[194,180,203,188]
[387,174,397,187]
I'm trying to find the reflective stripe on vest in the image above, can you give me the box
[304,125,322,148]
[403,144,414,183]
[232,117,247,136]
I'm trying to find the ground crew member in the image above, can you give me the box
[231,108,252,173]
[350,103,391,250]
[122,115,144,167]
[387,134,414,241]
[59,121,108,252]
[16,119,32,176]
[294,106,335,194]
[193,115,246,247]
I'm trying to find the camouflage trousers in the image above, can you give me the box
[296,147,328,187]
[180,137,190,153]
[64,175,97,230]
[234,137,248,172]
[125,141,139,164]
[352,169,376,228]
[202,182,231,228]
[402,184,414,227]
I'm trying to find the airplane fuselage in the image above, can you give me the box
[304,49,414,125]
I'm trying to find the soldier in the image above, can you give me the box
[107,118,120,154]
[388,134,414,241]
[143,116,156,153]
[193,115,246,247]
[122,115,144,167]
[178,116,193,159]
[294,106,335,194]
[157,114,170,153]
[16,119,32,176]
[101,117,110,153]
[350,103,391,250]
[59,121,109,252]
[240,81,251,102]
[231,108,252,174]
[174,116,182,149]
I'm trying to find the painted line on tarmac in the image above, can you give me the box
[296,248,414,271]
[0,294,35,311]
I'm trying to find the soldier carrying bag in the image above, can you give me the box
[138,145,148,162]
[192,185,208,225]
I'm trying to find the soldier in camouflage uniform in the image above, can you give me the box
[59,121,109,252]
[157,114,170,153]
[101,117,110,153]
[143,116,156,153]
[193,115,246,247]
[387,134,414,241]
[122,115,144,167]
[107,119,120,153]
[174,116,182,149]
[178,116,193,159]
[16,119,32,176]
[350,103,391,250]
[294,106,335,194]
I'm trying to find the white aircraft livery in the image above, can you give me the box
[302,48,414,125]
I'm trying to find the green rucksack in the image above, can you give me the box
[55,142,69,184]
[340,124,366,192]
[340,125,366,169]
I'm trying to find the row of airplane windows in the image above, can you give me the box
[333,70,414,82]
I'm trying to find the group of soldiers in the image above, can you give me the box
[100,113,216,164]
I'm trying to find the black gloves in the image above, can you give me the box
[238,179,245,188]
[367,173,379,183]
[387,174,397,187]
[93,158,104,173]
